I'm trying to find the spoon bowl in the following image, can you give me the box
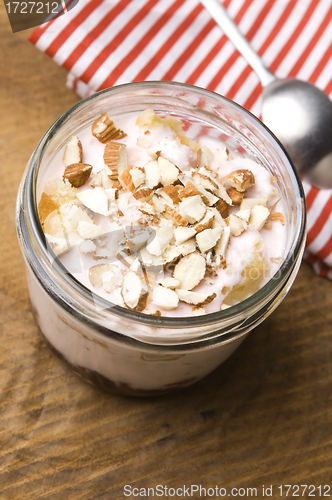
[200,0,332,188]
[263,78,332,188]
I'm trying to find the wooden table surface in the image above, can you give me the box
[1,6,332,499]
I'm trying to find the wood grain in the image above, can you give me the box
[0,4,331,498]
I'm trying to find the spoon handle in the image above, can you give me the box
[200,0,276,87]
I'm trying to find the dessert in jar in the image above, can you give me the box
[16,82,306,396]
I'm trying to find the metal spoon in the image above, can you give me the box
[200,0,332,188]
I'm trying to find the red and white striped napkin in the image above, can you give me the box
[29,0,332,279]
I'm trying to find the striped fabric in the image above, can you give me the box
[28,0,332,279]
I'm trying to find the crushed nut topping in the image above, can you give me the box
[38,109,285,316]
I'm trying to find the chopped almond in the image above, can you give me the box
[158,157,179,186]
[214,198,229,218]
[89,264,118,288]
[133,188,153,202]
[92,113,126,143]
[164,205,189,226]
[176,289,216,306]
[157,277,180,289]
[121,271,148,312]
[63,136,83,167]
[63,163,92,188]
[196,227,223,253]
[179,195,206,223]
[119,167,136,192]
[158,185,181,204]
[240,198,267,210]
[76,187,109,216]
[103,141,127,179]
[223,169,255,192]
[194,212,215,233]
[227,186,245,205]
[249,205,270,231]
[178,181,202,200]
[192,172,219,191]
[144,160,161,188]
[173,253,206,290]
[193,293,217,309]
[152,285,179,311]
[146,227,174,256]
[229,214,247,236]
[174,227,196,245]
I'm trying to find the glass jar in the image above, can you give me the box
[16,82,306,396]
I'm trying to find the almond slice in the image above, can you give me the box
[100,169,114,189]
[214,198,229,218]
[249,205,270,231]
[214,226,230,265]
[144,160,161,188]
[121,271,148,312]
[103,141,127,179]
[178,181,202,200]
[133,188,153,202]
[236,208,251,222]
[178,178,219,205]
[191,172,219,192]
[215,183,233,205]
[173,253,206,290]
[223,169,255,192]
[229,214,247,236]
[157,277,180,289]
[227,186,245,205]
[196,145,213,169]
[119,167,136,192]
[130,167,145,188]
[139,247,164,268]
[152,285,179,311]
[174,227,196,245]
[89,264,116,288]
[92,113,126,143]
[158,185,181,205]
[63,136,83,167]
[176,289,216,306]
[164,205,188,226]
[193,292,217,308]
[240,198,267,210]
[196,227,223,253]
[158,157,179,186]
[179,195,206,223]
[63,163,92,188]
[176,238,197,256]
[125,227,153,253]
[146,226,174,256]
[76,187,109,216]
[105,187,118,201]
[194,212,215,233]
[162,245,182,265]
[89,172,102,188]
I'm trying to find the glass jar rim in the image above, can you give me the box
[20,81,306,341]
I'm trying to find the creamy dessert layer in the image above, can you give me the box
[38,109,286,317]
